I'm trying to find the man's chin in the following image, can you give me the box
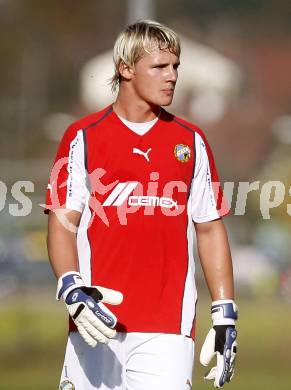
[159,97,174,107]
[146,96,174,107]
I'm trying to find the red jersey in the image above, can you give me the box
[45,105,228,338]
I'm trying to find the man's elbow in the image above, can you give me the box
[194,218,223,235]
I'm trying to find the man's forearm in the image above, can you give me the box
[47,209,82,279]
[195,219,234,300]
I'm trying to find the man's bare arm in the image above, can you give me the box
[47,209,122,347]
[47,209,82,279]
[194,218,234,300]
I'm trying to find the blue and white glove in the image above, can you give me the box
[56,271,123,347]
[200,300,238,388]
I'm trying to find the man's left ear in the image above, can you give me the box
[119,62,135,81]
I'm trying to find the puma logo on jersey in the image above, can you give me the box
[102,182,178,209]
[133,147,152,162]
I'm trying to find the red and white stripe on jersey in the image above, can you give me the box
[45,105,229,338]
[45,129,88,213]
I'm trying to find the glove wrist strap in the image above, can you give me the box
[211,299,238,326]
[56,271,84,301]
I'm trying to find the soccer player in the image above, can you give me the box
[46,20,237,390]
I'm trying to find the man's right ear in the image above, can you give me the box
[118,62,135,81]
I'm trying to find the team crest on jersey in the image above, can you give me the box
[174,144,191,163]
[59,380,75,390]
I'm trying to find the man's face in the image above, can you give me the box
[130,47,180,107]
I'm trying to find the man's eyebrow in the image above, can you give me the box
[153,60,181,66]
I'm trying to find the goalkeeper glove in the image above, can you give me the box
[200,299,238,388]
[56,271,123,347]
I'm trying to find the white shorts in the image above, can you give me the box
[59,331,195,390]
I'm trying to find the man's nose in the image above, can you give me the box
[166,66,178,83]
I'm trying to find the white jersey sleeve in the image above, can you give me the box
[45,128,89,213]
[190,132,227,223]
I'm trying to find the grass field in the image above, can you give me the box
[0,291,290,390]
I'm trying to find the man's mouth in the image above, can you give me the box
[161,88,174,94]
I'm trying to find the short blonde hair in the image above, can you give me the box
[111,20,181,92]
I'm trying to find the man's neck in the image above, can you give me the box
[113,95,160,123]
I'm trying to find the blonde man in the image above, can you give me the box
[46,20,237,390]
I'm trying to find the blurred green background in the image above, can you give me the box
[1,0,291,389]
[1,294,291,389]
